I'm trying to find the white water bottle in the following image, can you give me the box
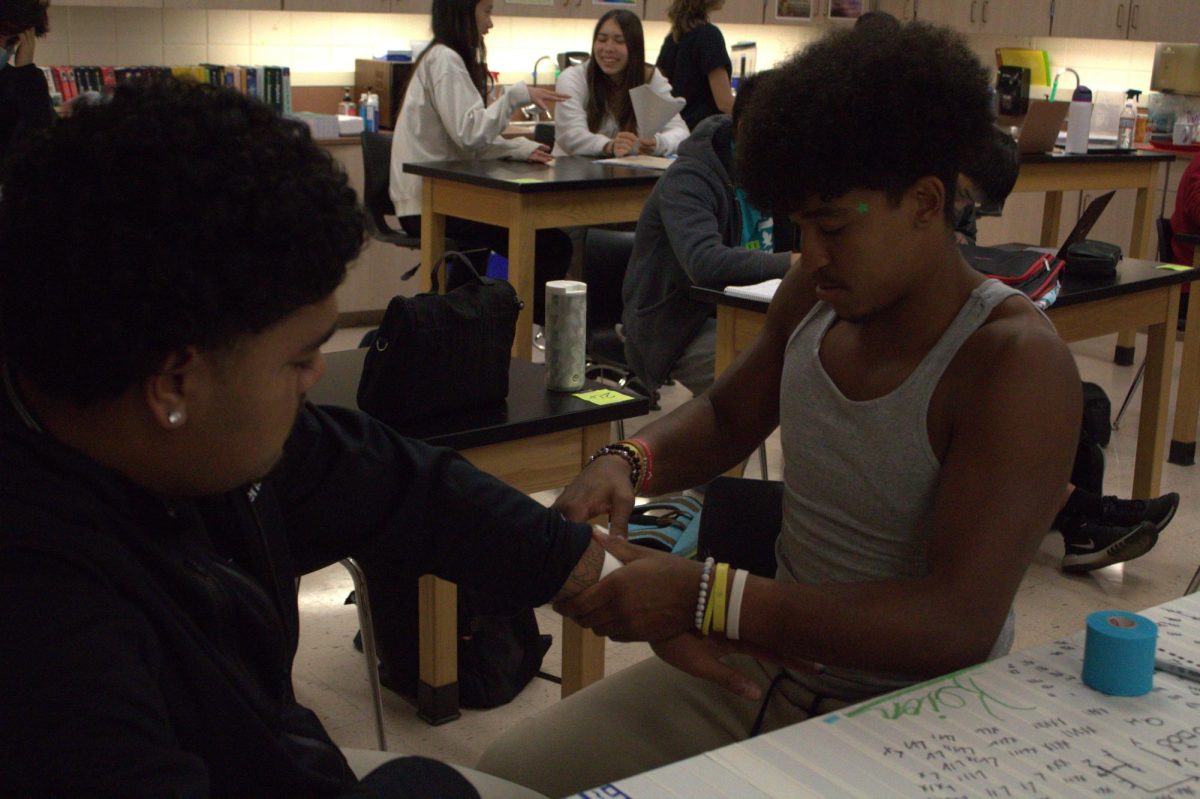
[1065,85,1092,155]
[545,280,587,392]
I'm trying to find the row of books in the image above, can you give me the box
[40,63,293,114]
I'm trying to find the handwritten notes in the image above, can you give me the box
[573,388,632,406]
[592,593,1200,798]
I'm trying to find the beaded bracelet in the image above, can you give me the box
[628,436,654,491]
[588,443,643,491]
[620,438,651,494]
[695,556,715,632]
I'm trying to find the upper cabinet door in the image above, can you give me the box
[977,0,1053,36]
[1126,0,1200,42]
[915,0,975,29]
[646,0,763,24]
[1050,0,1130,39]
[284,0,390,10]
[875,0,916,21]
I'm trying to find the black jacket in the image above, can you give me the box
[0,385,591,797]
[0,63,55,165]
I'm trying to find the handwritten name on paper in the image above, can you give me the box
[849,669,1036,722]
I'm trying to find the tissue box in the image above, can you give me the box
[337,114,365,136]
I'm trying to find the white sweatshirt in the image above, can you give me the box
[551,62,689,158]
[390,43,542,217]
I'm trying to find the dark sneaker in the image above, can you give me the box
[1095,492,1180,533]
[1061,520,1158,573]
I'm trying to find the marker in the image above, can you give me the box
[1155,659,1200,684]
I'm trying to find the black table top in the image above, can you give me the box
[1020,149,1174,166]
[402,155,663,193]
[690,256,1200,312]
[308,348,649,451]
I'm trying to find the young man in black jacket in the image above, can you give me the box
[0,0,55,165]
[0,78,606,798]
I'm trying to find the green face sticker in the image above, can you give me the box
[855,202,869,215]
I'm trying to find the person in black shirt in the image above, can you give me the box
[0,77,609,798]
[655,0,731,130]
[0,0,55,165]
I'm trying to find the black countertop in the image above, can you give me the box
[309,348,649,451]
[402,155,663,193]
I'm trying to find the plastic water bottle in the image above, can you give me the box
[337,87,355,117]
[359,88,379,133]
[1065,85,1093,155]
[1118,88,1140,150]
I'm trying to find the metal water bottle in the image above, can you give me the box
[544,280,587,392]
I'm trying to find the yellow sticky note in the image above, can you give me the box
[573,389,631,405]
[1156,263,1194,272]
[509,178,544,184]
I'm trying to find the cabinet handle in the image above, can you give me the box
[1130,3,1139,29]
[981,0,988,24]
[970,1,976,23]
[1117,3,1125,28]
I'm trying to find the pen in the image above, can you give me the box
[1155,658,1200,684]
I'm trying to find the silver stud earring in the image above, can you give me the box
[167,409,185,427]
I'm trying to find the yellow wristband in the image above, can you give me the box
[711,563,729,636]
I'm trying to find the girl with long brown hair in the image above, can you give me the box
[553,9,687,157]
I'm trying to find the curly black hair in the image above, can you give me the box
[0,0,50,38]
[738,22,993,225]
[0,78,363,405]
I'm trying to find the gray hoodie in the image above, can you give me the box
[621,114,791,392]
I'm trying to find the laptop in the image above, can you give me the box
[961,190,1116,299]
[1000,99,1071,154]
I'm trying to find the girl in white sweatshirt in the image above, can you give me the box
[552,10,688,158]
[390,0,571,324]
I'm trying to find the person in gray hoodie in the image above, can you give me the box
[621,71,792,397]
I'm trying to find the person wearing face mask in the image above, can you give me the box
[391,0,573,327]
[552,10,688,158]
[0,0,55,166]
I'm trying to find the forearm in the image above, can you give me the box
[552,538,605,602]
[734,575,1010,677]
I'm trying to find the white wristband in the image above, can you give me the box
[726,569,749,640]
[600,550,623,580]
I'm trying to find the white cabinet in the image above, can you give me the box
[283,0,390,11]
[1125,0,1200,43]
[1050,0,1199,41]
[874,0,916,22]
[919,0,1051,36]
[163,0,281,8]
[646,0,763,24]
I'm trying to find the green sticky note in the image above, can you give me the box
[509,178,545,184]
[1156,263,1194,272]
[573,388,631,405]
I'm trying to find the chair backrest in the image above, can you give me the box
[360,131,414,244]
[581,228,635,334]
[1157,216,1175,264]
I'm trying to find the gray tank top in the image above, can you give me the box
[776,279,1022,702]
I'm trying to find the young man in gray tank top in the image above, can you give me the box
[479,23,1082,798]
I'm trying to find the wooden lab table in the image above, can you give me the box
[403,157,660,358]
[694,257,1200,500]
[1017,150,1175,365]
[309,348,649,724]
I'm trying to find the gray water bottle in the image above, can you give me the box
[544,280,587,392]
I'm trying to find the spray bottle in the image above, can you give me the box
[1118,88,1140,150]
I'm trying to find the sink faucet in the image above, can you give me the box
[532,55,553,86]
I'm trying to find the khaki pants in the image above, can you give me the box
[475,654,847,798]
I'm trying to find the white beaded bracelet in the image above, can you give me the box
[726,568,749,640]
[695,557,715,632]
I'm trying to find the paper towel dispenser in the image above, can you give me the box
[1152,43,1200,96]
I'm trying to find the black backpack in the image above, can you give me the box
[350,579,551,710]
